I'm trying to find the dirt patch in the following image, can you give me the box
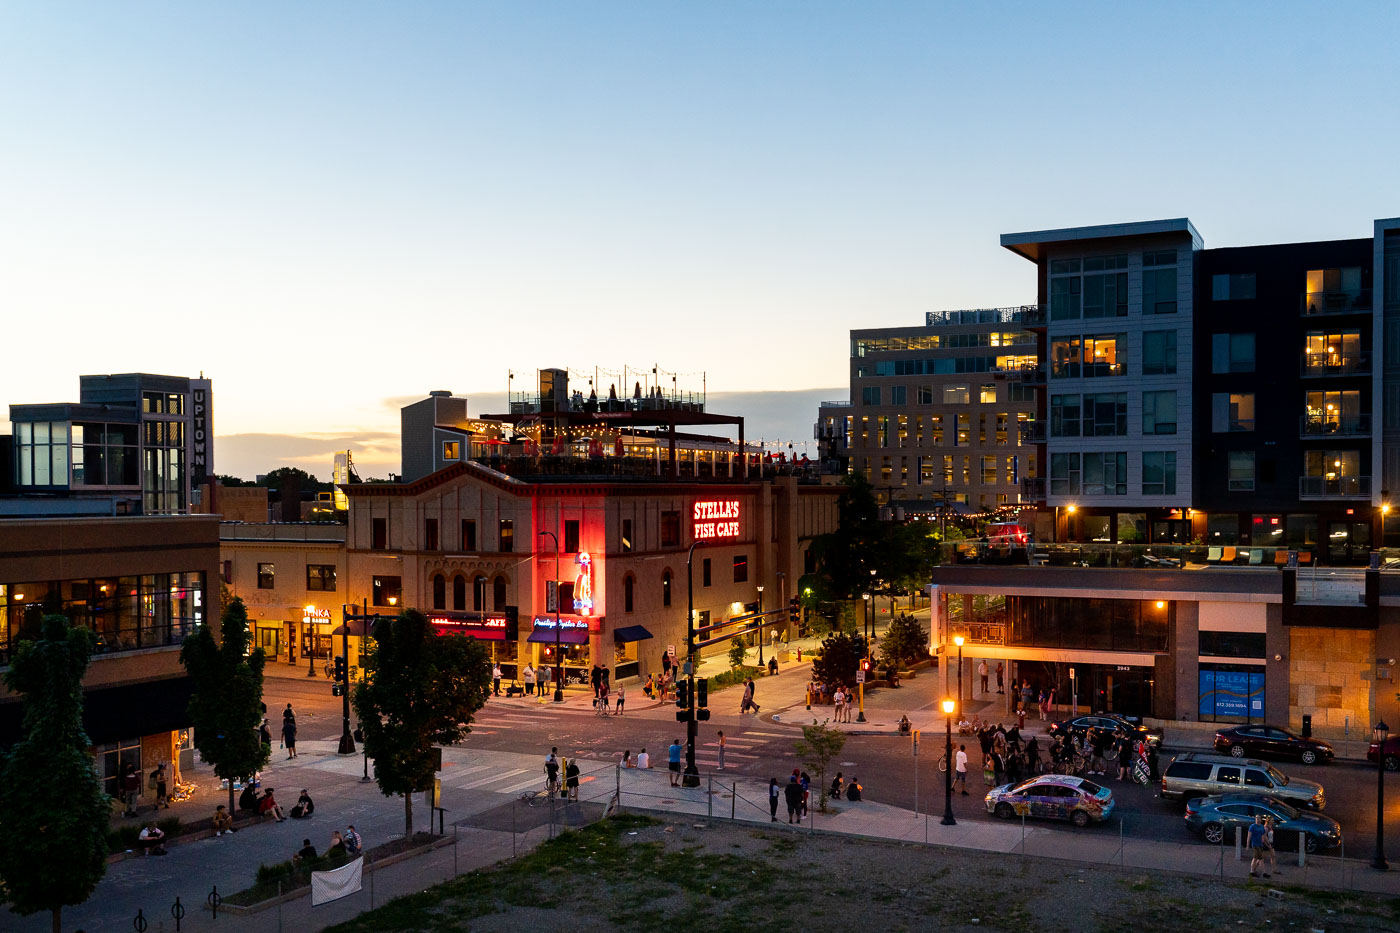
[325,816,1400,932]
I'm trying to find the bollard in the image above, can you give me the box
[707,774,713,821]
[1235,825,1242,861]
[1021,809,1026,857]
[1120,817,1125,868]
[134,908,149,932]
[171,895,185,932]
[1298,831,1306,868]
[277,881,283,933]
[731,783,736,820]
[370,855,375,909]
[207,885,222,920]
[1218,822,1225,879]
[454,823,459,876]
[511,798,517,857]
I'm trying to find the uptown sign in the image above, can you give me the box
[693,499,741,540]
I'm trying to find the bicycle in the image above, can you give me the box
[519,788,554,807]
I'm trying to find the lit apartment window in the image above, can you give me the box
[980,384,997,404]
[1212,393,1256,432]
[257,563,275,589]
[443,441,460,460]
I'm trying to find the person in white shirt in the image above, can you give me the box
[833,688,846,723]
[492,663,502,696]
[637,748,650,769]
[522,664,536,696]
[954,744,969,795]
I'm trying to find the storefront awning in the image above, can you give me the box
[331,619,372,637]
[612,625,654,643]
[528,627,589,645]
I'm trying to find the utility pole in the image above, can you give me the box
[684,541,701,788]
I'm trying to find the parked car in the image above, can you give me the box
[1160,752,1325,810]
[1183,793,1341,853]
[985,774,1115,828]
[1047,713,1162,747]
[1367,735,1400,772]
[1213,725,1334,765]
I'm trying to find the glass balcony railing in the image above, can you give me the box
[1301,289,1372,316]
[923,305,1041,327]
[1019,421,1046,443]
[1300,413,1371,437]
[1020,476,1045,500]
[1301,352,1370,377]
[1298,475,1371,499]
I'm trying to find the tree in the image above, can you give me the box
[353,609,492,837]
[180,597,270,816]
[879,614,928,668]
[0,615,110,933]
[795,721,847,813]
[811,630,865,688]
[728,636,747,669]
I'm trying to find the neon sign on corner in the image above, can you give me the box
[693,499,741,540]
[573,551,595,616]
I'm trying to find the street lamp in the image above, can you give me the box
[1374,719,1390,871]
[941,698,956,826]
[756,585,765,666]
[683,541,702,788]
[539,531,564,702]
[862,593,872,646]
[953,635,965,707]
[1383,503,1391,551]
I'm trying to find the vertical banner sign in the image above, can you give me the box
[546,580,558,613]
[190,379,213,488]
[928,584,943,654]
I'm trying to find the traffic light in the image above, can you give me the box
[697,678,708,709]
[333,656,347,681]
[860,658,872,672]
[331,683,343,697]
[675,680,689,709]
[788,597,799,625]
[697,708,711,721]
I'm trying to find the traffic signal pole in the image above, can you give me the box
[683,541,701,788]
[336,601,359,754]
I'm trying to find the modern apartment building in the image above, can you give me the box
[816,310,1041,512]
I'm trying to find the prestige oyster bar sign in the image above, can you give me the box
[693,499,741,540]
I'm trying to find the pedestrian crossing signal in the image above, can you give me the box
[331,684,343,697]
[788,597,800,625]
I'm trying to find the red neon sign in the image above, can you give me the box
[693,499,741,541]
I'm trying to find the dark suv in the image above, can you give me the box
[1213,725,1334,766]
[1048,713,1162,747]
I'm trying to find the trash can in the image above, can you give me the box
[1301,714,1312,738]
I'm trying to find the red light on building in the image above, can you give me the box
[693,499,741,540]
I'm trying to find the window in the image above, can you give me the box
[981,455,997,484]
[556,581,573,610]
[1050,453,1080,496]
[1216,766,1242,786]
[564,519,580,554]
[1142,330,1177,375]
[1165,761,1213,781]
[1083,334,1124,377]
[1142,451,1177,495]
[1083,393,1127,437]
[733,555,748,583]
[424,518,439,551]
[1082,452,1127,495]
[1050,395,1080,437]
[1083,270,1128,318]
[372,518,388,550]
[1212,393,1256,432]
[624,575,635,613]
[1228,451,1256,491]
[660,511,681,547]
[1212,273,1256,301]
[1142,391,1177,435]
[861,386,881,406]
[974,384,995,404]
[621,518,633,552]
[499,519,514,552]
[461,520,477,551]
[493,576,507,611]
[1244,769,1272,788]
[1304,449,1360,478]
[257,563,275,589]
[942,385,970,405]
[1212,333,1256,373]
[452,575,466,611]
[442,441,460,461]
[1050,338,1081,378]
[916,385,933,405]
[702,558,712,587]
[432,574,446,610]
[1305,267,1363,309]
[890,385,907,406]
[306,565,337,592]
[1142,251,1177,314]
[662,570,672,607]
[1304,390,1362,434]
[372,575,402,607]
[1303,330,1363,374]
[1050,275,1082,320]
[472,576,487,612]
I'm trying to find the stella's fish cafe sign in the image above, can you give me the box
[693,499,741,540]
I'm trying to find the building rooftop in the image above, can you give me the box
[1000,217,1203,262]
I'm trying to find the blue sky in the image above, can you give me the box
[1,2,1396,477]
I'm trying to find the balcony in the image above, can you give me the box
[1019,421,1046,443]
[1051,362,1126,379]
[1298,475,1372,499]
[1021,476,1046,501]
[924,305,1041,327]
[1007,364,1046,384]
[1301,352,1370,377]
[818,400,852,409]
[1300,413,1372,438]
[1301,289,1373,316]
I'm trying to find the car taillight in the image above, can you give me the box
[1185,804,1197,816]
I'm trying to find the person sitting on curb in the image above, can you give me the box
[259,788,286,822]
[139,822,168,856]
[897,715,912,735]
[238,782,259,815]
[294,838,317,864]
[290,789,315,819]
[344,825,363,856]
[845,777,863,802]
[327,831,346,858]
[212,805,235,836]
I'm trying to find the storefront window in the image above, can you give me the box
[1005,596,1170,653]
[1199,665,1265,723]
[1285,514,1319,547]
[1082,515,1110,542]
[1250,514,1284,545]
[1206,514,1239,545]
[1116,513,1146,543]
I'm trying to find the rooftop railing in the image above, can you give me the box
[1301,289,1372,316]
[924,305,1041,327]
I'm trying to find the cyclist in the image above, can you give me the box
[544,747,560,795]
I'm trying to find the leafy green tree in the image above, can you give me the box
[0,615,109,933]
[879,614,928,667]
[795,721,847,812]
[811,630,865,688]
[353,609,492,837]
[728,636,747,669]
[180,597,270,815]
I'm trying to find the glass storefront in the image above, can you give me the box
[1199,665,1266,723]
[1005,596,1170,653]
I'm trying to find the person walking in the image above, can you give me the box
[1020,679,1033,712]
[492,663,502,697]
[995,661,1005,694]
[978,659,989,694]
[1116,736,1133,782]
[667,738,682,787]
[1038,689,1049,721]
[283,703,295,730]
[747,678,761,714]
[1264,816,1278,877]
[799,771,811,817]
[829,771,844,801]
[716,731,726,771]
[1248,814,1270,879]
[281,716,298,759]
[522,663,535,696]
[783,775,804,824]
[768,778,781,822]
[614,684,625,715]
[259,719,273,748]
[566,759,580,801]
[954,744,969,795]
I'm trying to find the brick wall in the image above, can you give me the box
[1289,626,1374,734]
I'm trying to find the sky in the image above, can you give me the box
[2,1,1398,479]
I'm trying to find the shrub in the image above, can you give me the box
[728,636,747,669]
[255,861,295,887]
[157,816,181,836]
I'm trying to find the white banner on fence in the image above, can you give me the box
[311,857,363,906]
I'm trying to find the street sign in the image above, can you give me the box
[856,670,866,684]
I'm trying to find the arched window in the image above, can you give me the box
[661,570,672,608]
[431,574,446,610]
[452,575,466,611]
[493,575,507,611]
[473,575,487,612]
[623,574,635,613]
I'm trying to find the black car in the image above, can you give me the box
[1214,725,1334,766]
[1048,713,1161,747]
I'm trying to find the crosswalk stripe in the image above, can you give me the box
[455,768,530,790]
[742,732,786,737]
[494,775,553,795]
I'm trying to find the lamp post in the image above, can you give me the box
[941,698,956,826]
[1374,719,1390,871]
[336,601,360,754]
[756,585,765,667]
[683,540,701,788]
[305,605,318,677]
[539,531,563,702]
[953,635,965,707]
